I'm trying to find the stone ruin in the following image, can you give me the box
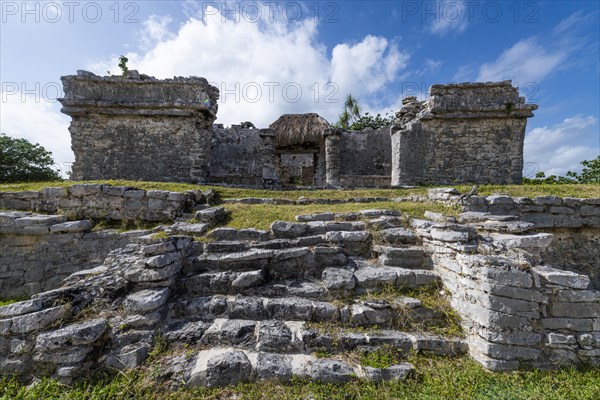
[58,71,537,187]
[1,184,599,386]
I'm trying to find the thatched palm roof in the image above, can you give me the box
[269,113,331,147]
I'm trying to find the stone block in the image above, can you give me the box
[533,196,562,206]
[491,233,553,249]
[50,220,93,233]
[542,318,593,331]
[69,184,103,197]
[309,358,355,383]
[124,288,170,313]
[555,290,600,302]
[532,266,590,289]
[549,302,600,318]
[43,187,67,197]
[256,352,293,381]
[10,305,68,334]
[322,267,355,290]
[0,299,43,318]
[35,318,106,350]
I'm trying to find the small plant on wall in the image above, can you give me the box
[118,55,129,77]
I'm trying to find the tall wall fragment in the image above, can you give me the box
[59,70,219,183]
[391,81,538,185]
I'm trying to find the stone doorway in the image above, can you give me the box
[277,150,319,186]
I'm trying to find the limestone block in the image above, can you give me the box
[145,253,180,269]
[124,288,170,313]
[256,320,293,352]
[256,352,293,381]
[35,318,106,350]
[49,220,93,233]
[322,267,355,290]
[491,233,553,249]
[532,266,590,289]
[10,305,68,334]
[202,319,256,346]
[231,270,264,289]
[0,299,43,318]
[309,359,355,383]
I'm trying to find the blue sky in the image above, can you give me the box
[1,0,599,178]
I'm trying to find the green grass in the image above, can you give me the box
[222,201,455,230]
[1,356,598,400]
[1,180,598,200]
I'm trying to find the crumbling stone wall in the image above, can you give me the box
[421,190,600,369]
[0,184,207,222]
[391,81,537,185]
[209,125,263,185]
[0,211,139,298]
[340,128,391,187]
[59,71,219,183]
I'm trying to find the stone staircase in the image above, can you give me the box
[161,209,466,386]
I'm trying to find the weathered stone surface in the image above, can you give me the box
[362,363,414,382]
[309,359,355,383]
[49,220,93,233]
[491,233,553,249]
[202,319,256,346]
[0,299,43,319]
[354,267,400,288]
[196,349,252,387]
[377,228,416,245]
[271,221,308,238]
[35,318,106,350]
[231,270,264,288]
[255,352,293,381]
[532,266,591,289]
[10,306,68,334]
[145,253,180,269]
[256,320,293,351]
[322,267,355,290]
[124,288,170,313]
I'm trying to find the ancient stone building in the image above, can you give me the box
[391,81,538,185]
[59,72,536,187]
[59,70,219,183]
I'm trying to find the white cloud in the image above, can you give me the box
[428,0,470,36]
[477,37,567,83]
[524,115,599,177]
[138,15,176,50]
[88,8,408,127]
[0,93,72,175]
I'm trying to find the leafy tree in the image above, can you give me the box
[523,156,600,184]
[0,133,61,183]
[578,156,600,183]
[335,94,394,130]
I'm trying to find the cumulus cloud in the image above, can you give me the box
[477,37,567,84]
[87,6,408,127]
[524,115,599,177]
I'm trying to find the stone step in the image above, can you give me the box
[169,293,444,329]
[375,228,418,245]
[354,265,439,290]
[271,220,368,239]
[186,347,415,387]
[183,245,347,278]
[163,318,468,358]
[372,245,428,269]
